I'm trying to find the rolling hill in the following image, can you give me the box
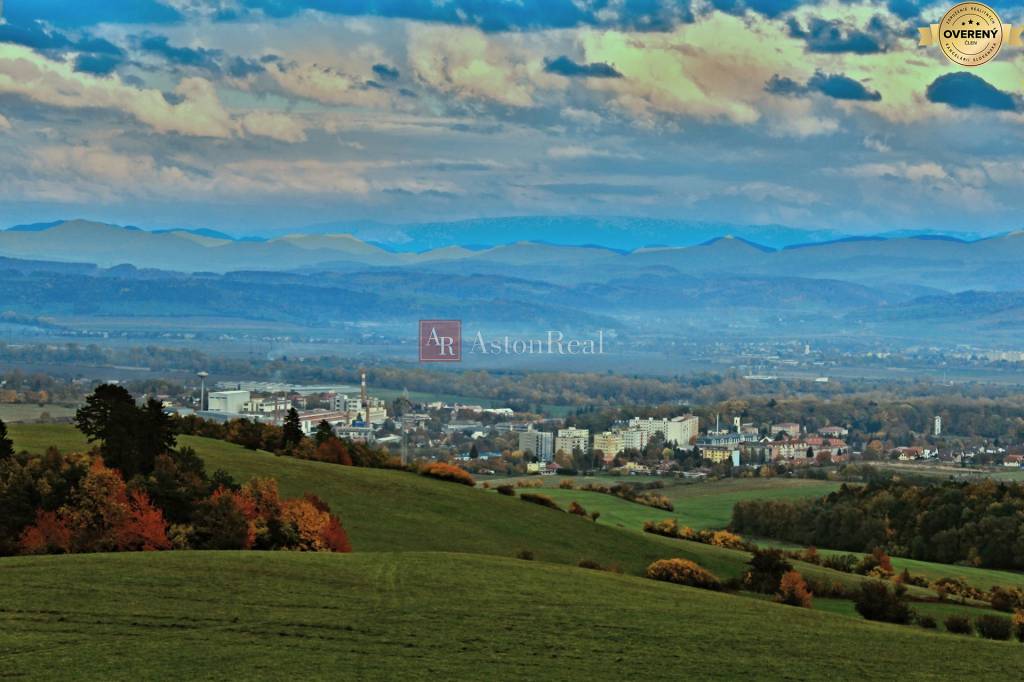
[3,551,1023,680]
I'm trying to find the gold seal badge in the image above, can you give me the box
[920,3,1023,66]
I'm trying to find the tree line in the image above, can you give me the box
[730,480,1024,570]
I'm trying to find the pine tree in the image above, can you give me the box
[314,420,333,445]
[282,408,304,448]
[0,418,12,460]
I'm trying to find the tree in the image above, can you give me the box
[134,398,177,478]
[75,384,138,472]
[314,420,334,446]
[775,570,813,608]
[855,581,914,624]
[744,548,793,593]
[469,443,479,459]
[0,418,12,460]
[282,408,304,449]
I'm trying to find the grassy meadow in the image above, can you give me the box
[4,423,1024,679]
[3,551,1023,681]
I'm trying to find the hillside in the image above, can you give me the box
[2,551,1022,680]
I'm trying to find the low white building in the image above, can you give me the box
[207,390,250,413]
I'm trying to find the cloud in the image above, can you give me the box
[766,71,881,102]
[138,35,223,72]
[806,72,881,101]
[925,72,1019,112]
[239,111,307,143]
[73,53,124,76]
[372,63,400,81]
[4,0,183,28]
[543,55,622,78]
[263,59,392,107]
[546,145,640,159]
[710,0,802,19]
[406,25,540,108]
[217,0,696,32]
[787,16,890,54]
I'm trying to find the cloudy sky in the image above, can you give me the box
[1,0,1023,236]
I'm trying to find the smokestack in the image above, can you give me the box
[361,369,370,427]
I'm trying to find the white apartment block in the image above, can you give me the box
[555,427,590,455]
[518,430,554,462]
[627,415,699,446]
[622,429,648,451]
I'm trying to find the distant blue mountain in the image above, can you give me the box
[7,220,64,232]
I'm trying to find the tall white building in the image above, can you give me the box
[934,415,942,437]
[622,429,648,452]
[555,427,589,455]
[519,430,554,462]
[627,415,699,446]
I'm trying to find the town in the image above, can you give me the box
[148,370,1024,480]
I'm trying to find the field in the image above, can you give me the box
[2,551,1023,681]
[0,403,77,423]
[4,424,1024,678]
[492,476,841,530]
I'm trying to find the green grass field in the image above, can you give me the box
[2,551,1023,681]
[658,477,842,529]
[0,404,78,423]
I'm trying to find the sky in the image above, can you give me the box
[1,0,1024,236]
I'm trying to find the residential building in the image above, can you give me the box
[622,429,648,452]
[555,427,589,455]
[593,431,625,462]
[519,430,554,462]
[819,425,849,438]
[770,422,801,438]
[627,415,699,446]
[700,446,739,465]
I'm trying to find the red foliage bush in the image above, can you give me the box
[419,462,476,486]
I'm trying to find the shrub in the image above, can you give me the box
[976,614,1013,641]
[805,577,852,600]
[516,549,534,561]
[800,546,821,565]
[419,462,475,486]
[822,554,858,573]
[944,615,973,635]
[568,501,588,516]
[496,484,516,496]
[855,581,914,624]
[515,479,544,489]
[559,479,577,490]
[519,493,562,511]
[916,615,937,629]
[1013,610,1024,642]
[635,492,674,511]
[989,586,1024,613]
[589,511,601,523]
[578,558,603,570]
[932,577,984,603]
[855,547,894,576]
[744,549,793,594]
[775,571,813,608]
[895,568,929,589]
[645,558,721,591]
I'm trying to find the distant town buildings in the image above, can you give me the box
[518,430,554,462]
[555,427,590,455]
[207,390,250,413]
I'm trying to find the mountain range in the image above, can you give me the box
[2,219,1024,344]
